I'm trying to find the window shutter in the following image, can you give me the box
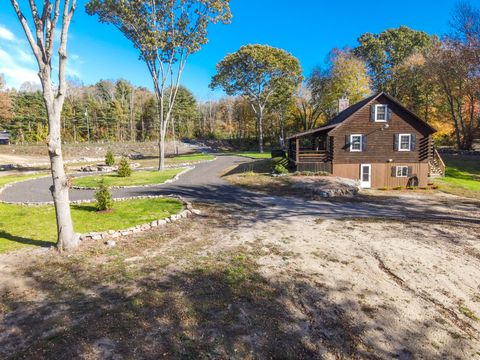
[387,107,393,121]
[345,135,350,151]
[411,134,416,151]
[391,166,397,177]
[370,105,375,121]
[407,166,413,176]
[362,135,367,151]
[394,134,399,151]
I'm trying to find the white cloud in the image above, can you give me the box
[0,25,15,41]
[0,47,39,89]
[0,25,83,90]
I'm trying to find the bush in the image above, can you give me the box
[271,156,289,174]
[117,156,132,177]
[105,150,115,166]
[94,178,113,211]
[274,163,289,175]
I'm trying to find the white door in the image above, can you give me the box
[360,164,372,188]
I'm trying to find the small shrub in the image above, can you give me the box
[430,185,439,190]
[94,178,113,211]
[105,150,115,166]
[117,156,132,177]
[406,186,417,190]
[392,186,403,190]
[272,156,289,174]
[378,187,388,191]
[274,163,289,175]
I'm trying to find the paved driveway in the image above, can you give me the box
[1,156,479,224]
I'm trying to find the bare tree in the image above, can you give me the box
[87,0,231,169]
[10,0,78,251]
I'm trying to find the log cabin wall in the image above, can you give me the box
[330,94,432,165]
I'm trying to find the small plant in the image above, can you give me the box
[105,149,115,166]
[274,163,289,175]
[117,156,132,177]
[94,178,113,212]
[378,187,388,191]
[392,186,403,190]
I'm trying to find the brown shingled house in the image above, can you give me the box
[287,93,445,189]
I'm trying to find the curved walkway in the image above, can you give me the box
[1,156,479,224]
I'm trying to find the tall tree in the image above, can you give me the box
[86,0,231,169]
[10,0,79,251]
[354,26,433,95]
[210,44,303,152]
[321,49,371,117]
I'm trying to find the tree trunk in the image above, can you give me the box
[44,93,78,251]
[257,107,264,153]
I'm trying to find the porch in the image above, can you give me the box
[288,132,333,173]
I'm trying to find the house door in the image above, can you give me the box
[360,164,372,188]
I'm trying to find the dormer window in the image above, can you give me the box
[375,104,388,122]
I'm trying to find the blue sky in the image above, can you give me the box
[0,0,465,100]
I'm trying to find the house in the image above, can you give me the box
[0,131,10,145]
[287,92,445,189]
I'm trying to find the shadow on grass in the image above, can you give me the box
[0,230,53,249]
[221,159,272,176]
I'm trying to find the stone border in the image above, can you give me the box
[77,195,201,243]
[71,166,194,190]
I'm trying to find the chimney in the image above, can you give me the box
[338,96,349,113]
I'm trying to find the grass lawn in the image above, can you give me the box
[224,151,272,159]
[73,168,186,188]
[0,198,182,253]
[165,153,215,164]
[0,173,47,188]
[435,154,480,199]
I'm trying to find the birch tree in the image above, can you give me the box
[210,45,303,152]
[86,0,231,169]
[10,0,79,251]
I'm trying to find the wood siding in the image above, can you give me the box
[333,163,430,188]
[330,94,432,165]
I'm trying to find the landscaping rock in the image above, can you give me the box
[105,240,116,247]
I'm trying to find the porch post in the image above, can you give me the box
[296,138,299,164]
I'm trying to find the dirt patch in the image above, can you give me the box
[1,197,479,359]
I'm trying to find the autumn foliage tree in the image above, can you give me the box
[210,44,303,152]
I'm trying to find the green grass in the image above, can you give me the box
[0,198,183,253]
[73,168,186,188]
[435,155,480,199]
[166,153,215,164]
[0,173,47,188]
[225,152,272,159]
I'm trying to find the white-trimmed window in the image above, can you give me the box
[396,166,409,177]
[375,104,388,122]
[350,134,362,152]
[399,134,412,151]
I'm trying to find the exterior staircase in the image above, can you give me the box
[429,148,446,178]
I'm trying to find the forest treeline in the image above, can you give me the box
[0,2,479,149]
